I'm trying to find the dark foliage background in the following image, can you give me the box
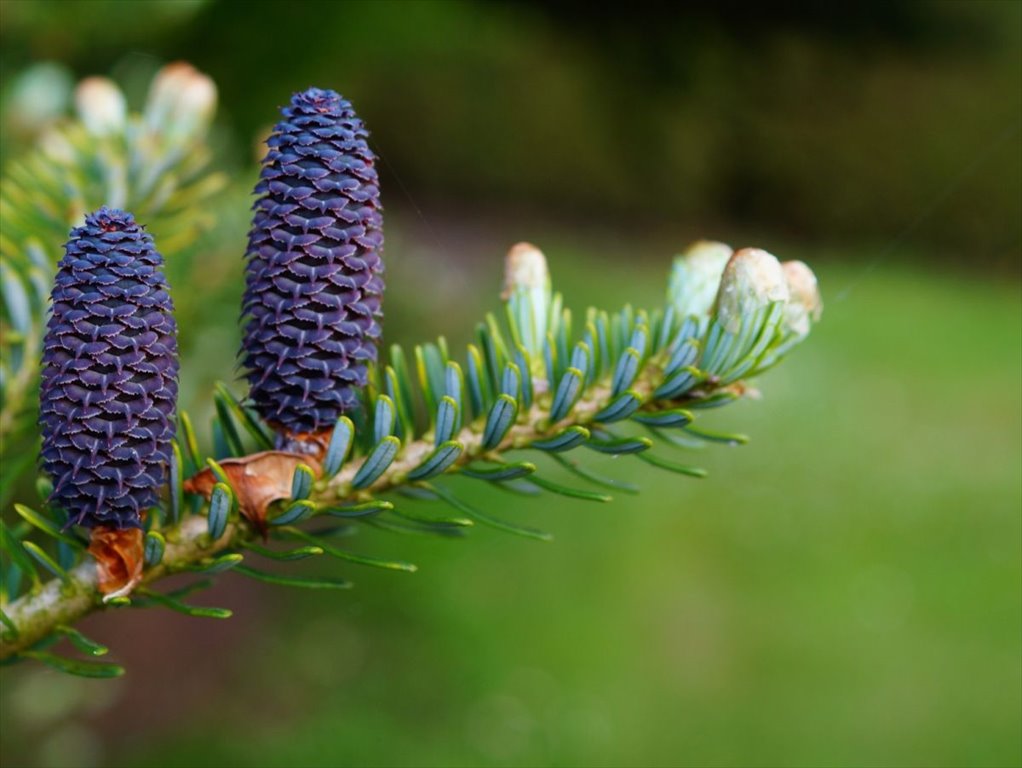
[3,0,1019,263]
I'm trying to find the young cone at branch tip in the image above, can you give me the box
[74,77,126,136]
[667,240,733,319]
[39,207,179,531]
[240,87,384,441]
[144,62,217,142]
[39,207,178,595]
[781,260,823,339]
[502,241,550,357]
[714,247,790,334]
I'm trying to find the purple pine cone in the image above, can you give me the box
[240,87,384,436]
[39,207,179,529]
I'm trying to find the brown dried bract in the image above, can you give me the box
[270,424,335,461]
[89,527,144,599]
[183,451,322,535]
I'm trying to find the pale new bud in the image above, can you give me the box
[502,242,549,299]
[145,62,217,141]
[714,248,789,334]
[781,260,822,339]
[74,77,126,136]
[667,240,733,319]
[503,242,551,358]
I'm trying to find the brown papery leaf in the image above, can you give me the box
[89,527,144,598]
[270,424,335,461]
[183,451,322,534]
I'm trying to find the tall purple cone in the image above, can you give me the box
[39,207,179,529]
[240,87,384,437]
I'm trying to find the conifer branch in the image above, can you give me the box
[0,76,823,678]
[0,347,749,661]
[0,236,821,666]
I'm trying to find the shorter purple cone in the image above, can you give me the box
[39,207,179,529]
[240,87,384,436]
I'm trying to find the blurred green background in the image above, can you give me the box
[1,1,1019,767]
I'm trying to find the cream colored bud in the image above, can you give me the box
[503,242,551,358]
[145,62,217,141]
[667,240,733,319]
[714,248,790,334]
[781,260,822,339]
[502,242,549,300]
[74,77,126,135]
[177,72,216,120]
